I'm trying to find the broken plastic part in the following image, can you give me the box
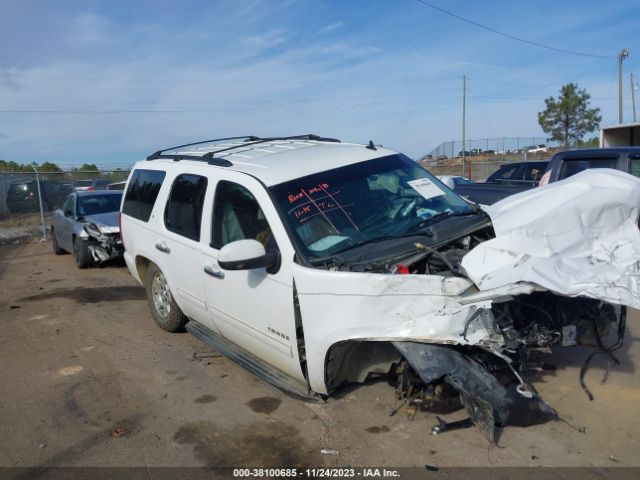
[393,342,558,443]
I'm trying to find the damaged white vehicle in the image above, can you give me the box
[120,136,640,442]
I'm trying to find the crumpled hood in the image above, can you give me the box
[83,211,119,230]
[461,168,640,308]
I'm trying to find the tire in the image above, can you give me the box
[73,237,93,269]
[51,228,66,255]
[144,263,187,333]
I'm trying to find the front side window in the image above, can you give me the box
[164,174,208,241]
[523,162,548,182]
[122,169,166,222]
[212,181,275,251]
[63,196,74,216]
[270,154,474,261]
[559,157,618,180]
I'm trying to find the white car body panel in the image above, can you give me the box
[292,265,525,394]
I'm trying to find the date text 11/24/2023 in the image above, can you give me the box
[233,468,401,478]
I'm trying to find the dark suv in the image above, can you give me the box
[540,147,640,185]
[6,181,73,213]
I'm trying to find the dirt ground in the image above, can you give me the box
[1,241,639,469]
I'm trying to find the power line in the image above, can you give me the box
[413,0,616,59]
[0,96,465,114]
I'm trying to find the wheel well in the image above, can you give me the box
[135,256,152,285]
[324,341,401,394]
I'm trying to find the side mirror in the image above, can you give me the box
[218,239,280,273]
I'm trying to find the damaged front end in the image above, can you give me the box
[385,170,637,441]
[290,168,639,442]
[391,293,624,442]
[83,223,124,264]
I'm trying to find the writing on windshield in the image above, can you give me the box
[286,182,358,232]
[271,154,472,259]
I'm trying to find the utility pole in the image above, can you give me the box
[631,72,638,123]
[618,48,629,124]
[462,75,466,177]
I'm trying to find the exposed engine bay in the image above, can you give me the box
[83,223,124,264]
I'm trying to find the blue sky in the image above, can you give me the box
[0,0,639,167]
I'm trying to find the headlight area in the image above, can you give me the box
[83,223,124,264]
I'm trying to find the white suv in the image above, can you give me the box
[120,135,638,441]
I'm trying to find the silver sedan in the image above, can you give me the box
[51,191,124,268]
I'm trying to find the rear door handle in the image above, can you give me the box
[204,265,225,279]
[155,242,171,253]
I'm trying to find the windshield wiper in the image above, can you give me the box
[309,232,433,266]
[407,208,482,232]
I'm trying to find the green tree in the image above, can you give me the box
[0,160,28,172]
[538,83,601,149]
[73,163,100,180]
[39,162,62,172]
[577,136,599,148]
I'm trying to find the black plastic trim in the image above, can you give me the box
[218,251,280,272]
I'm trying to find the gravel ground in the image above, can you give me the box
[0,241,639,471]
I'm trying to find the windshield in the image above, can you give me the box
[77,193,122,216]
[270,154,474,260]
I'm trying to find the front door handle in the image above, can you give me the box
[155,242,171,253]
[204,265,225,279]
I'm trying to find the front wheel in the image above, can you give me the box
[145,263,187,333]
[73,237,93,269]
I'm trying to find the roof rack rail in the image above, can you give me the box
[146,135,260,161]
[200,134,341,159]
[146,134,341,166]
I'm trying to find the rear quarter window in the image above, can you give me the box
[122,169,166,222]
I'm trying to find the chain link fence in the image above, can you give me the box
[418,157,535,181]
[424,137,557,160]
[418,137,560,181]
[0,170,129,244]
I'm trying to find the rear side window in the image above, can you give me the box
[164,174,208,241]
[559,158,618,180]
[122,169,166,222]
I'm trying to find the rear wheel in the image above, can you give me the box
[73,237,92,269]
[51,228,66,255]
[145,263,187,332]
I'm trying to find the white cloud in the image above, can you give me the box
[242,28,288,49]
[319,43,382,58]
[318,21,343,35]
[71,13,112,44]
